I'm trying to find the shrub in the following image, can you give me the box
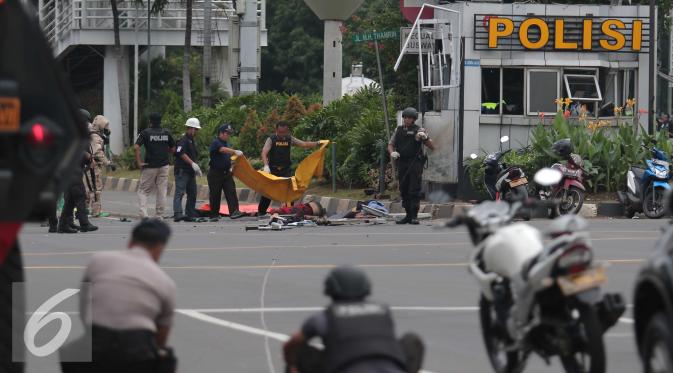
[239,110,262,156]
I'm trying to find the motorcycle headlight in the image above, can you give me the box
[655,168,669,179]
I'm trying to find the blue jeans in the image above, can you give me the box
[173,168,197,217]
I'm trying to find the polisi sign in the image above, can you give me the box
[474,15,649,53]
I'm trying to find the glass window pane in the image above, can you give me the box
[481,68,500,114]
[564,75,601,101]
[529,71,558,114]
[598,71,616,117]
[502,68,524,115]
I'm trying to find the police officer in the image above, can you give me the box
[135,113,176,219]
[283,266,425,373]
[388,108,435,225]
[57,140,99,233]
[85,115,112,217]
[258,120,319,216]
[207,124,244,221]
[60,219,177,373]
[173,118,202,222]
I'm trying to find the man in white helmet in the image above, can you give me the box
[173,118,201,222]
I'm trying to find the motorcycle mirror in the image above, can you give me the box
[500,136,510,143]
[470,153,478,159]
[534,168,563,186]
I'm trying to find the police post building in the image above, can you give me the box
[414,3,651,195]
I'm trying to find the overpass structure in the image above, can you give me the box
[38,0,267,153]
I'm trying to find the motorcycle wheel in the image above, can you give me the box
[643,187,666,219]
[559,302,606,373]
[553,186,585,216]
[479,296,526,373]
[642,312,673,373]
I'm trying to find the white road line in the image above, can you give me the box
[619,317,635,324]
[177,309,439,373]
[179,306,480,313]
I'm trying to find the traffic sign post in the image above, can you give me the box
[352,30,399,43]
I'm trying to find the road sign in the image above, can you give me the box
[400,0,436,23]
[400,27,435,54]
[352,30,400,43]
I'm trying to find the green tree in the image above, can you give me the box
[282,95,306,127]
[239,110,262,155]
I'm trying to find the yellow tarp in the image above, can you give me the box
[232,140,329,203]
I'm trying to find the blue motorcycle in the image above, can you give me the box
[617,146,672,218]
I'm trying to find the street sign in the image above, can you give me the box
[352,30,400,43]
[400,27,435,54]
[400,0,436,23]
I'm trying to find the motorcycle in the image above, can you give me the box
[444,169,625,373]
[539,153,586,217]
[473,136,531,220]
[617,146,671,219]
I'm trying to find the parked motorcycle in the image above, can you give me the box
[473,136,531,219]
[444,168,625,373]
[538,139,586,217]
[617,145,672,219]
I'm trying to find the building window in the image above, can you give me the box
[564,75,602,102]
[480,67,524,115]
[527,70,559,115]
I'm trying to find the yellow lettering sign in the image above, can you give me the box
[599,19,626,51]
[519,18,549,50]
[488,18,514,48]
[554,20,577,50]
[632,20,643,51]
[582,19,593,50]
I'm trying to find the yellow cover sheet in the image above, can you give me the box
[232,140,329,203]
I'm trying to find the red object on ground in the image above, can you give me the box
[198,203,263,216]
[400,0,434,23]
[0,223,22,264]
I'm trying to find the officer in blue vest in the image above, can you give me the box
[283,266,425,373]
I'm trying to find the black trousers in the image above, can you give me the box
[60,179,88,224]
[258,166,292,214]
[397,160,423,215]
[207,169,239,217]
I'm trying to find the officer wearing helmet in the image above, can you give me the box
[85,115,113,217]
[283,266,425,373]
[388,107,435,225]
[173,118,202,222]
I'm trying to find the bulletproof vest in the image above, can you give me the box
[324,302,406,373]
[268,135,292,169]
[143,127,172,165]
[393,125,423,161]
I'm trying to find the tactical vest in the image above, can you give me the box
[324,302,407,373]
[268,135,292,170]
[393,125,423,161]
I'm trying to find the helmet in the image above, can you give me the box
[402,107,418,119]
[218,123,234,134]
[92,115,110,132]
[552,138,573,159]
[324,266,371,301]
[185,117,201,129]
[79,108,91,123]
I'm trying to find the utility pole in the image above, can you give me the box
[147,0,151,105]
[134,2,139,140]
[648,0,655,133]
[373,36,396,183]
[203,0,212,107]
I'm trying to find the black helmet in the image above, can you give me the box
[552,138,573,159]
[324,266,371,301]
[402,107,418,119]
[79,108,91,122]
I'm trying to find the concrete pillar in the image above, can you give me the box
[103,46,130,155]
[213,47,233,95]
[238,0,260,94]
[323,20,343,105]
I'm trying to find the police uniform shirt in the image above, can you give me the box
[388,125,423,161]
[82,248,177,332]
[174,135,199,173]
[135,127,175,168]
[209,138,232,172]
[301,310,406,373]
[264,136,299,170]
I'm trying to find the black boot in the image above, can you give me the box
[396,201,411,224]
[69,218,80,231]
[48,217,58,233]
[77,211,98,232]
[409,201,420,225]
[57,219,77,233]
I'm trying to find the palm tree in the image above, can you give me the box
[182,0,193,112]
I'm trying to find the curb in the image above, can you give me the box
[101,177,627,220]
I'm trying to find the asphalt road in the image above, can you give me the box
[16,216,664,373]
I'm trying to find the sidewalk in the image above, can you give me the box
[100,176,626,219]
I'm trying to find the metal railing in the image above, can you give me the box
[39,0,265,52]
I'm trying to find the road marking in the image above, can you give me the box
[24,258,645,270]
[180,306,481,313]
[619,317,635,324]
[177,309,439,373]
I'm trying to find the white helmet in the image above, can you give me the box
[185,117,201,129]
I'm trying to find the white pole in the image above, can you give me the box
[134,3,139,140]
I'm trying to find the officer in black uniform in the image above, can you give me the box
[283,266,425,373]
[173,118,202,222]
[258,120,319,216]
[388,108,435,225]
[207,124,244,221]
